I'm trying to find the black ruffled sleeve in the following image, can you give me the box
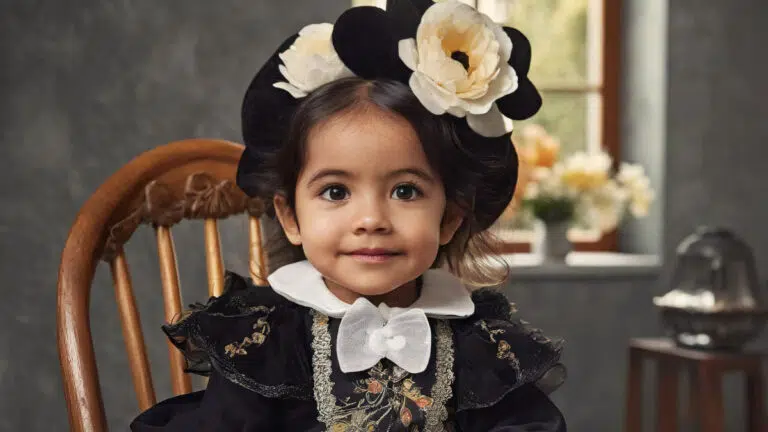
[130,271,317,431]
[163,271,315,400]
[450,289,566,431]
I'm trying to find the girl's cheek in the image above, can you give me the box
[303,212,345,235]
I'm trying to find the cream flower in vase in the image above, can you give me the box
[629,186,655,217]
[398,0,519,137]
[273,23,354,98]
[559,151,612,192]
[617,163,656,217]
[578,180,629,232]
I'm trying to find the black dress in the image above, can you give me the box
[131,272,566,431]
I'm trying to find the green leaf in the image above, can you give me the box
[522,196,575,224]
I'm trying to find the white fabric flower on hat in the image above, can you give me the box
[398,0,519,137]
[274,23,354,98]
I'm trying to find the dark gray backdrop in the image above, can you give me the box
[2,0,767,430]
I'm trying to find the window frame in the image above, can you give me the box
[495,0,623,254]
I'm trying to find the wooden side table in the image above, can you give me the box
[625,338,765,432]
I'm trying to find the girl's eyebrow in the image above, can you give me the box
[306,167,436,186]
[307,169,351,186]
[387,168,435,184]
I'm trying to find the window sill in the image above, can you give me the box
[498,252,662,280]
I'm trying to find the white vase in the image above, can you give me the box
[543,221,571,263]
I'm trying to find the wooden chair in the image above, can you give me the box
[57,139,268,432]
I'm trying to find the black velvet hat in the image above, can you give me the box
[237,0,542,231]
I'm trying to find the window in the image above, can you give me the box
[351,0,622,252]
[482,0,622,253]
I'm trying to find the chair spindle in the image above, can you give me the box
[204,219,225,297]
[155,226,192,395]
[249,215,268,285]
[110,251,157,410]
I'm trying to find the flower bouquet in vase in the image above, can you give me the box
[508,125,656,262]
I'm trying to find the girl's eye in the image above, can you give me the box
[320,185,349,201]
[392,184,422,200]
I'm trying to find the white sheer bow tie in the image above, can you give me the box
[337,297,431,374]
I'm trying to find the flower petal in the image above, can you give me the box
[273,81,307,98]
[485,15,512,63]
[276,63,310,93]
[463,63,518,114]
[466,103,511,137]
[447,106,467,117]
[298,23,334,38]
[409,72,450,115]
[416,0,479,51]
[420,0,476,28]
[398,38,419,72]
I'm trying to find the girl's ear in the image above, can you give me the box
[273,194,302,245]
[439,202,465,246]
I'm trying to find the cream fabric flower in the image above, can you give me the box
[398,0,518,137]
[273,23,354,98]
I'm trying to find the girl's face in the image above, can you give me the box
[274,107,463,301]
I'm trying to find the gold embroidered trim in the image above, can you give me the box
[477,319,522,380]
[223,306,275,357]
[310,310,337,428]
[424,320,454,431]
[478,320,505,343]
[497,340,521,371]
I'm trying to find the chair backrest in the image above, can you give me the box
[57,139,268,432]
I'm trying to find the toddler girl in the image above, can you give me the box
[132,1,565,430]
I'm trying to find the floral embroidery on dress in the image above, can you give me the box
[476,320,522,378]
[223,305,275,357]
[496,340,521,370]
[477,320,505,343]
[329,362,434,431]
[312,312,454,431]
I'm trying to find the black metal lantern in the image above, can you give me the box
[653,226,768,350]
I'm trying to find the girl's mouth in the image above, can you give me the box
[345,248,403,263]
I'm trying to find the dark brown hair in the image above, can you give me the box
[241,77,510,286]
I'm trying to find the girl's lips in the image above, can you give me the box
[348,248,400,255]
[345,249,403,263]
[348,254,398,263]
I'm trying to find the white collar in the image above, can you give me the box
[267,260,475,319]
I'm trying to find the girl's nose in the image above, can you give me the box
[353,199,393,235]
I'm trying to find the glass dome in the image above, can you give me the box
[653,226,767,349]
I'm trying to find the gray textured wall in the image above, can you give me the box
[2,0,768,431]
